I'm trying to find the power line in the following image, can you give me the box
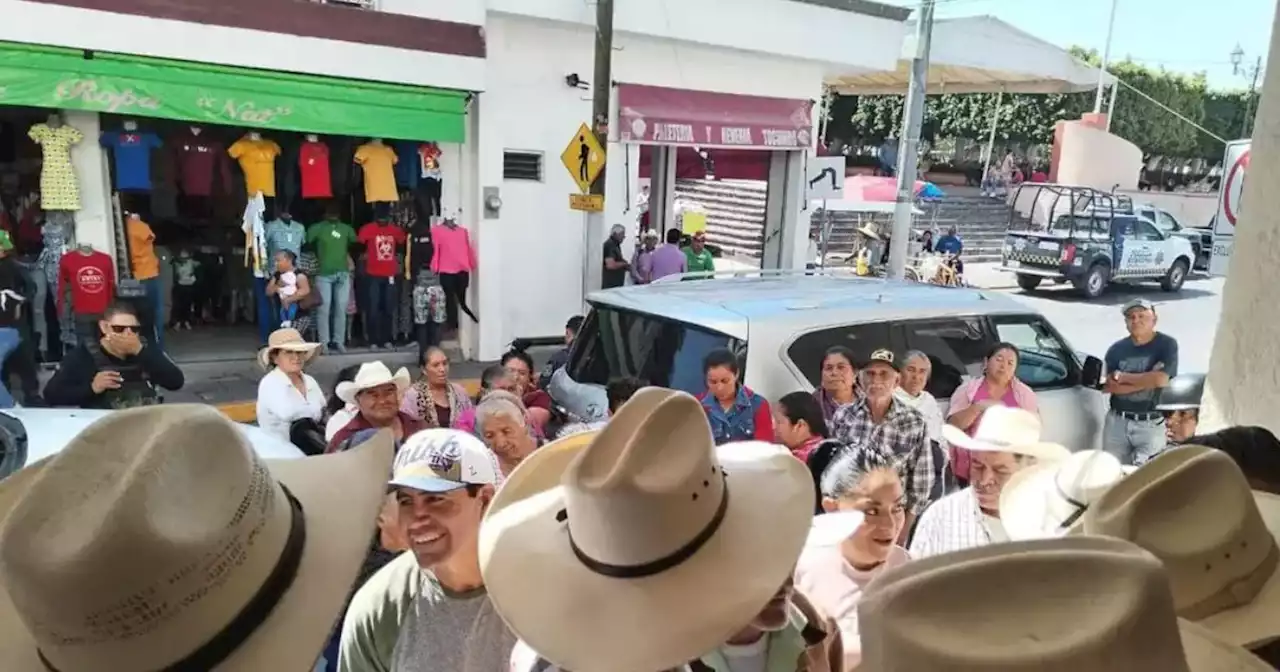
[1114,77,1229,144]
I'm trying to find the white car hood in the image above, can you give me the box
[7,408,305,467]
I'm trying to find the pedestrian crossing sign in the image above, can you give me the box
[561,123,606,194]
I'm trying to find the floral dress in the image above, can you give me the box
[28,124,84,211]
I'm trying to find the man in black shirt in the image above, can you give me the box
[0,229,31,407]
[601,224,629,289]
[43,300,185,409]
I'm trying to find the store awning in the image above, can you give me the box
[0,41,468,142]
[617,83,814,150]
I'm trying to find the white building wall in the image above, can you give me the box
[380,0,484,26]
[475,14,836,359]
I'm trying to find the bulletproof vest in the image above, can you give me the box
[85,340,159,409]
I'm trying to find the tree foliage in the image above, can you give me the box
[825,46,1256,162]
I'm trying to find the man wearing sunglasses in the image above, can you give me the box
[43,300,184,409]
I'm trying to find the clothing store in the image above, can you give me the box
[0,40,471,362]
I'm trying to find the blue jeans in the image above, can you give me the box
[315,272,351,347]
[1102,410,1167,465]
[141,277,165,350]
[364,277,396,345]
[0,327,21,408]
[253,276,276,344]
[17,261,45,354]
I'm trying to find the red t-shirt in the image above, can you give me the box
[358,223,406,277]
[58,250,116,315]
[299,141,333,199]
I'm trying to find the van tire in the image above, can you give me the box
[1075,263,1110,299]
[1016,274,1042,291]
[1162,258,1189,292]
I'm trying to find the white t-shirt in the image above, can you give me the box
[255,368,325,443]
[795,542,911,670]
[894,387,944,442]
[325,405,358,442]
[718,635,768,672]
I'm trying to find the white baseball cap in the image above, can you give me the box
[389,429,500,493]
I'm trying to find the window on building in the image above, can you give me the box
[503,151,544,181]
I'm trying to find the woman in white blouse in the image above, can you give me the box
[255,328,325,446]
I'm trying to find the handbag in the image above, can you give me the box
[297,276,323,311]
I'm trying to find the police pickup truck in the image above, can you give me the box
[999,184,1196,299]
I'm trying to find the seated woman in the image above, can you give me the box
[812,346,858,427]
[455,365,546,438]
[254,328,325,453]
[323,364,361,444]
[400,346,473,429]
[475,390,541,476]
[698,348,773,445]
[502,342,554,423]
[946,342,1038,487]
[774,391,845,514]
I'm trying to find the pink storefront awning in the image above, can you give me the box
[617,83,814,150]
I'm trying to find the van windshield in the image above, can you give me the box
[566,306,743,396]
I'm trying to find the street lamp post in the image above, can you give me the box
[1232,45,1264,138]
[1094,0,1120,113]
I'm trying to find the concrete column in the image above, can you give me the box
[64,111,116,264]
[647,146,677,238]
[473,96,506,362]
[1201,3,1280,432]
[761,150,808,270]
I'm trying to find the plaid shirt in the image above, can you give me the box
[830,395,935,514]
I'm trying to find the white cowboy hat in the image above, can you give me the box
[857,224,881,240]
[479,388,814,672]
[1000,450,1137,541]
[0,405,394,671]
[257,328,321,371]
[1081,445,1280,648]
[336,361,411,405]
[858,536,1272,671]
[941,405,1070,461]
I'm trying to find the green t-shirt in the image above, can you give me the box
[306,219,357,276]
[684,246,715,276]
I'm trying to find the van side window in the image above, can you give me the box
[991,317,1075,389]
[786,322,895,388]
[900,317,990,400]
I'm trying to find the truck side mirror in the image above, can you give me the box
[1081,355,1105,389]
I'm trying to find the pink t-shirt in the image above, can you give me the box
[430,223,477,274]
[952,381,1025,480]
[795,543,911,670]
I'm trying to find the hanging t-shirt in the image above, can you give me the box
[299,140,333,199]
[394,142,420,189]
[58,249,116,315]
[306,219,357,276]
[228,136,282,197]
[172,131,230,196]
[100,131,162,192]
[264,218,306,261]
[419,143,443,180]
[126,217,160,280]
[354,142,399,203]
[357,222,406,278]
[28,123,83,211]
[408,219,433,275]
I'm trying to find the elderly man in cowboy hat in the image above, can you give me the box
[338,428,514,672]
[482,387,839,672]
[0,404,395,671]
[326,361,431,453]
[909,405,1069,558]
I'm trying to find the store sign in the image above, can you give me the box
[569,193,604,212]
[617,83,813,150]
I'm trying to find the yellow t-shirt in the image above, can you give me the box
[354,142,399,203]
[228,137,282,197]
[127,217,160,280]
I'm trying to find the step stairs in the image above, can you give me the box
[674,179,768,259]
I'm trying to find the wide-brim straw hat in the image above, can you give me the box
[336,361,411,405]
[1000,450,1137,541]
[479,388,814,672]
[0,405,395,671]
[941,405,1070,461]
[857,536,1273,671]
[1081,445,1280,648]
[257,328,320,371]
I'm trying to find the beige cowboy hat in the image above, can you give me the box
[858,536,1273,671]
[479,388,814,672]
[257,327,321,371]
[336,361,411,405]
[1000,450,1137,541]
[1081,445,1280,648]
[941,405,1071,461]
[0,404,395,671]
[857,224,881,240]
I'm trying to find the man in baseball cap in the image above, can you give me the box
[1103,297,1179,465]
[338,429,513,672]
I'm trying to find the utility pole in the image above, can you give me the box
[582,0,614,300]
[1245,55,1262,137]
[887,0,935,280]
[1094,0,1119,113]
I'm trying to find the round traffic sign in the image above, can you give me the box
[1224,149,1251,227]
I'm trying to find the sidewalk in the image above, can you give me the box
[964,262,1019,290]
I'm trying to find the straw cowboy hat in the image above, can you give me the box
[1000,450,1137,540]
[479,387,814,672]
[0,405,395,671]
[857,224,881,240]
[941,405,1071,461]
[857,536,1272,671]
[257,327,320,370]
[336,361,411,405]
[1081,445,1280,648]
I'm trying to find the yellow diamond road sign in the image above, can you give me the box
[561,123,606,194]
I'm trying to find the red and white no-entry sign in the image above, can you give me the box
[1223,148,1250,227]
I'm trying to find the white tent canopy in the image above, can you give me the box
[827,15,1117,95]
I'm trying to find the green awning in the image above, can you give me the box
[0,42,468,142]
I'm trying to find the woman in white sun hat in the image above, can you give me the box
[909,405,1069,558]
[255,327,325,450]
[999,449,1136,540]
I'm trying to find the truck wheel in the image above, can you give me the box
[1074,263,1110,299]
[1162,258,1189,292]
[1016,274,1042,291]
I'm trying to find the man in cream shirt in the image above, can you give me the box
[892,350,944,442]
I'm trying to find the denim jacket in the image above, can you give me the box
[699,385,766,446]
